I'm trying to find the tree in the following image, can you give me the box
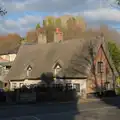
[21,37,26,44]
[36,23,40,29]
[0,7,7,16]
[75,16,86,32]
[66,17,78,39]
[26,31,38,43]
[108,41,120,74]
[55,18,62,28]
[116,0,120,5]
[43,20,46,28]
[47,17,54,27]
[40,72,54,85]
[66,18,73,29]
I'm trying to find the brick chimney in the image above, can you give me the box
[36,28,47,44]
[54,28,63,43]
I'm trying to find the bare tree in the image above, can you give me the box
[116,0,120,5]
[63,39,101,94]
[0,7,7,16]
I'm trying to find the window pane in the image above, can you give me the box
[6,66,11,70]
[97,62,100,73]
[101,62,104,73]
[54,63,62,76]
[74,83,80,92]
[20,83,23,88]
[12,83,17,89]
[97,62,104,73]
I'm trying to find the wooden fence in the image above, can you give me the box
[0,84,78,104]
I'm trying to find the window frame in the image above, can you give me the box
[73,83,80,92]
[26,65,32,77]
[19,83,24,88]
[6,65,11,70]
[97,61,104,73]
[54,65,61,75]
[54,63,62,76]
[12,83,17,89]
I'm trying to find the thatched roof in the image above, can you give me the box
[5,32,117,81]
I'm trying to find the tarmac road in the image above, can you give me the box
[1,97,120,120]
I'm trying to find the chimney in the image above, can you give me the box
[54,28,63,43]
[36,28,47,44]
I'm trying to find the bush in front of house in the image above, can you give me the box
[115,88,120,95]
[115,77,120,95]
[35,84,78,102]
[0,88,6,102]
[103,90,117,97]
[0,84,78,104]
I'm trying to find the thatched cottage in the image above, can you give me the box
[5,33,117,98]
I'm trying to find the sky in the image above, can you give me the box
[0,0,120,37]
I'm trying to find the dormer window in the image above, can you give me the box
[26,65,32,77]
[53,62,62,76]
[55,65,61,76]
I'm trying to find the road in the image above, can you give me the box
[1,98,120,120]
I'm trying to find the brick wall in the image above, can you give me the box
[87,45,114,94]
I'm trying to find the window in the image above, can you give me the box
[97,61,104,73]
[4,83,7,87]
[73,83,80,92]
[26,65,32,77]
[6,65,11,70]
[54,63,62,76]
[12,83,17,89]
[19,83,23,88]
[55,65,61,75]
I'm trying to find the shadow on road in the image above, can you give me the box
[100,95,120,109]
[87,90,120,109]
[0,86,80,120]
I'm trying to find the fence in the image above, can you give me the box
[0,84,78,104]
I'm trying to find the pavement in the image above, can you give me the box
[0,97,120,120]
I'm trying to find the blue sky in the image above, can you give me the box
[0,0,120,37]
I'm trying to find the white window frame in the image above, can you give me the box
[53,63,62,83]
[54,65,61,76]
[12,83,17,89]
[97,61,104,73]
[73,83,80,92]
[26,65,32,77]
[19,83,24,88]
